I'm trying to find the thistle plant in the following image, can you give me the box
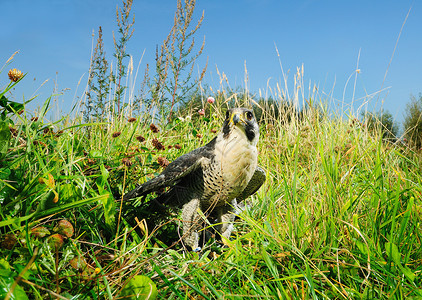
[85,26,110,122]
[152,0,207,121]
[112,0,135,116]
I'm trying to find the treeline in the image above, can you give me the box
[361,93,422,148]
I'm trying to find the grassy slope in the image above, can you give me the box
[1,99,422,299]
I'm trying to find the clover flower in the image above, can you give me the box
[8,68,23,82]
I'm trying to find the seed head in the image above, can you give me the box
[152,138,165,151]
[128,117,136,123]
[8,68,23,82]
[157,156,170,168]
[150,124,159,133]
[9,127,18,137]
[136,135,145,142]
[1,233,18,250]
[122,158,132,167]
[112,131,121,138]
[174,144,181,150]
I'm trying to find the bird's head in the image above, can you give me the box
[221,108,260,145]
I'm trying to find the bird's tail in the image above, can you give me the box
[119,190,177,232]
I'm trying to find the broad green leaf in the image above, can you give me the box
[119,275,157,300]
[0,95,24,114]
[37,190,58,211]
[398,197,414,242]
[385,242,415,282]
[0,168,11,180]
[0,259,11,270]
[96,164,115,227]
[0,121,11,159]
[385,242,401,264]
[399,264,415,282]
[90,150,103,158]
[0,270,29,300]
[355,240,367,256]
[101,192,115,228]
[59,183,82,203]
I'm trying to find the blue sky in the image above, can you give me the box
[1,0,421,127]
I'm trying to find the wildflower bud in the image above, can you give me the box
[136,135,145,142]
[207,97,215,104]
[9,127,18,137]
[54,219,74,238]
[157,156,170,168]
[1,233,18,250]
[152,138,165,151]
[47,234,64,251]
[198,109,205,116]
[150,124,159,133]
[30,226,50,239]
[8,68,23,82]
[122,158,132,166]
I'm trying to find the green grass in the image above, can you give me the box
[1,83,422,299]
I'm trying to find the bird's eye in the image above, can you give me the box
[246,111,253,121]
[225,111,230,120]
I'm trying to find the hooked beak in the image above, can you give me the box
[230,112,244,125]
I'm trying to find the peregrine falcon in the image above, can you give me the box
[123,107,266,251]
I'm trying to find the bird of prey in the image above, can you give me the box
[123,107,266,251]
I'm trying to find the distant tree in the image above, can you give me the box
[362,109,399,141]
[403,93,422,149]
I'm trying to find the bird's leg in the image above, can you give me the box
[181,198,201,251]
[215,202,236,245]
